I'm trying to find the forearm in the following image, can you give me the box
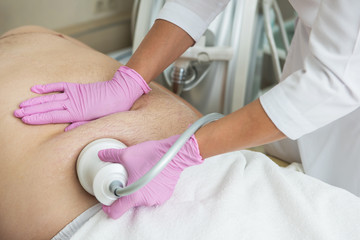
[126,19,195,83]
[195,99,286,159]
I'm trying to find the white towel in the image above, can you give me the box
[71,150,360,240]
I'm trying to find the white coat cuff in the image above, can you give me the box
[157,2,208,42]
[260,86,316,140]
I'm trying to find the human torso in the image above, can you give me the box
[0,27,199,240]
[0,30,111,240]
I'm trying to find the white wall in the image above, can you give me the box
[0,0,134,53]
[0,0,295,54]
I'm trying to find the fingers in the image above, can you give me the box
[14,84,69,120]
[19,93,67,108]
[65,121,90,132]
[21,110,72,124]
[98,148,125,164]
[102,197,134,219]
[31,82,66,94]
[14,101,67,118]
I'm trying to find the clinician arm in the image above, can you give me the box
[195,99,286,159]
[260,0,360,140]
[127,0,231,82]
[126,19,195,83]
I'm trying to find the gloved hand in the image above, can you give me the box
[14,66,151,128]
[98,134,203,219]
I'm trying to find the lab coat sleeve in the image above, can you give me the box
[157,0,230,41]
[260,0,360,140]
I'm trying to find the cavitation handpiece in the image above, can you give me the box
[76,138,128,206]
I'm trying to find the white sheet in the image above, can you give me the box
[71,150,360,240]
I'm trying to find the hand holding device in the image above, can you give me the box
[98,134,203,219]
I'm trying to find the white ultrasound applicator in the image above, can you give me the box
[76,138,128,206]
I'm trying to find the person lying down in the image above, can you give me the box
[2,26,360,240]
[0,25,201,240]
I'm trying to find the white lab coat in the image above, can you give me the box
[158,0,360,196]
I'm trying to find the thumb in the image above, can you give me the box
[102,196,135,219]
[98,148,125,164]
[31,82,65,94]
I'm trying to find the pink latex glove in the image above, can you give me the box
[14,66,151,129]
[98,134,203,219]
